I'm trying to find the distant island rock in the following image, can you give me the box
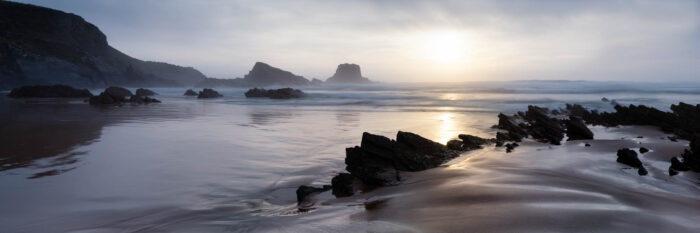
[7,85,93,98]
[244,88,305,99]
[135,88,157,96]
[325,63,372,84]
[195,62,310,87]
[0,1,206,90]
[197,88,222,98]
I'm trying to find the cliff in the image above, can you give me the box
[0,1,207,89]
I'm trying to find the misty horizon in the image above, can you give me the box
[10,0,700,82]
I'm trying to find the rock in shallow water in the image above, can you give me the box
[566,116,594,140]
[244,88,305,99]
[197,88,222,98]
[331,173,356,197]
[184,89,198,96]
[135,88,157,96]
[616,148,647,176]
[7,85,93,98]
[296,185,331,205]
[89,87,160,105]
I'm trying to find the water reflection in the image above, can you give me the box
[437,112,456,144]
[247,108,295,126]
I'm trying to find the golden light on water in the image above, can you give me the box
[437,112,456,144]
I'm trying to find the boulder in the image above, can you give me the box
[244,88,305,99]
[525,106,565,145]
[566,116,594,140]
[616,148,647,176]
[505,142,519,153]
[184,89,198,96]
[639,147,649,154]
[344,131,458,185]
[7,85,93,98]
[669,134,700,175]
[88,87,133,105]
[448,134,494,151]
[331,173,356,197]
[197,88,222,98]
[135,88,157,96]
[295,185,331,205]
[496,113,527,142]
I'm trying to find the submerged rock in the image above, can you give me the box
[197,88,222,98]
[616,148,647,176]
[566,116,594,140]
[244,88,305,99]
[184,89,198,96]
[295,185,331,205]
[135,88,157,96]
[7,85,93,98]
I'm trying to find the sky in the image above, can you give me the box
[14,0,700,82]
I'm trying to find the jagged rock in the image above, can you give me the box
[295,185,331,205]
[639,147,649,154]
[88,87,133,105]
[184,89,198,96]
[7,85,93,98]
[566,116,594,140]
[242,62,309,86]
[326,63,372,84]
[496,113,526,142]
[135,88,156,96]
[616,148,647,176]
[244,88,305,99]
[197,88,222,98]
[602,97,609,102]
[344,132,458,185]
[669,134,700,175]
[331,173,355,197]
[447,134,494,151]
[525,106,565,145]
[505,143,519,153]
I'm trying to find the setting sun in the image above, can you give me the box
[423,31,471,64]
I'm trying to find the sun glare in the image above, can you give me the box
[423,31,470,64]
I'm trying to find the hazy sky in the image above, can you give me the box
[15,0,700,82]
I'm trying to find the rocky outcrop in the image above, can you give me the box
[197,88,222,98]
[496,106,569,145]
[7,85,93,98]
[0,1,206,89]
[325,63,372,84]
[331,173,356,197]
[241,62,310,86]
[183,89,198,96]
[88,86,160,105]
[617,148,647,176]
[296,185,331,205]
[566,116,594,140]
[447,134,494,151]
[135,88,156,96]
[669,134,700,175]
[244,88,305,99]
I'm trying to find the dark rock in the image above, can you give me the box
[135,88,157,96]
[129,95,160,103]
[616,148,646,175]
[325,63,372,84]
[88,86,133,105]
[639,147,649,154]
[670,157,689,173]
[638,167,648,176]
[310,78,323,86]
[496,113,526,142]
[184,89,198,96]
[295,185,331,205]
[505,143,519,153]
[447,134,493,151]
[242,62,310,86]
[197,88,222,98]
[585,143,591,147]
[525,106,565,145]
[0,1,206,89]
[602,97,609,102]
[244,88,305,99]
[446,140,464,151]
[566,116,594,140]
[331,173,355,197]
[672,134,700,173]
[344,131,458,185]
[7,85,93,98]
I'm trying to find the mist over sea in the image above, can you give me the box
[2,80,700,232]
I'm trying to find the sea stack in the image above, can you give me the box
[325,63,372,84]
[242,62,310,86]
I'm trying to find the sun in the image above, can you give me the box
[423,31,470,64]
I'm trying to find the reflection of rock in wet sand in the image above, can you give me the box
[0,97,199,178]
[247,109,295,126]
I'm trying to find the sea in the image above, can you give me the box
[1,80,700,232]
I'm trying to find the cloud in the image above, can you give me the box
[14,0,700,82]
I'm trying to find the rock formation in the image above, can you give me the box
[244,88,305,99]
[197,88,222,98]
[7,85,93,98]
[183,89,198,96]
[135,88,157,96]
[325,63,372,84]
[616,148,648,175]
[88,86,160,105]
[240,62,310,86]
[0,1,206,89]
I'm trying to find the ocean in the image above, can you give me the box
[1,81,700,232]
